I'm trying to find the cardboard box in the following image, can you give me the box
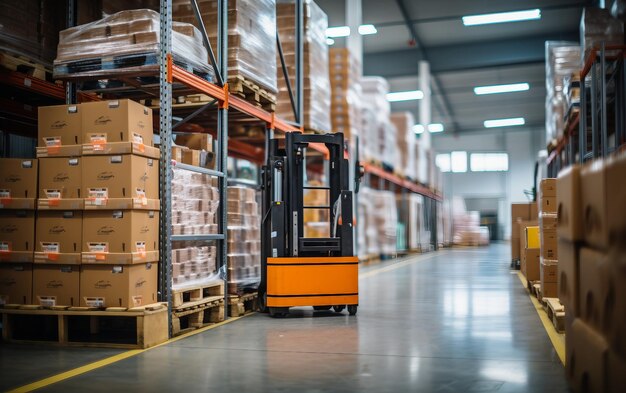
[579,247,609,333]
[542,282,558,298]
[38,104,81,147]
[605,153,626,247]
[522,248,540,281]
[515,220,537,262]
[0,158,38,209]
[525,226,540,249]
[32,264,80,306]
[175,133,212,152]
[82,154,159,209]
[558,239,579,317]
[607,350,626,393]
[541,259,558,283]
[37,157,83,209]
[0,263,33,305]
[34,210,82,264]
[81,99,153,146]
[540,178,557,198]
[0,210,35,262]
[80,262,158,308]
[539,212,558,231]
[604,249,626,359]
[566,319,608,393]
[540,196,557,213]
[82,210,159,264]
[557,165,583,241]
[540,229,558,259]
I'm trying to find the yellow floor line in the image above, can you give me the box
[8,312,255,393]
[516,271,566,365]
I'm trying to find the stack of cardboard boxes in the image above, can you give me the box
[521,225,540,281]
[0,99,161,309]
[329,48,361,141]
[539,179,558,297]
[558,153,626,393]
[511,202,538,266]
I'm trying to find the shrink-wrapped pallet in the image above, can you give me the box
[390,112,416,179]
[330,48,361,139]
[276,0,331,132]
[368,188,397,256]
[54,9,213,79]
[173,0,277,93]
[545,42,580,142]
[580,7,624,65]
[451,197,488,246]
[361,77,398,170]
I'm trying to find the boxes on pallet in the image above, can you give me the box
[329,48,361,140]
[80,261,158,308]
[557,165,583,241]
[33,264,80,307]
[34,210,82,264]
[0,210,35,262]
[545,41,580,142]
[603,248,626,360]
[540,259,558,298]
[38,157,83,209]
[580,7,624,65]
[81,99,154,147]
[539,178,557,213]
[276,0,331,132]
[522,248,540,282]
[558,239,579,317]
[579,247,610,333]
[82,210,160,264]
[172,0,276,93]
[540,213,558,259]
[567,318,609,393]
[510,202,538,260]
[390,112,416,179]
[38,104,82,148]
[0,158,38,209]
[171,167,219,242]
[0,263,33,305]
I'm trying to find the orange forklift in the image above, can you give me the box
[257,132,360,317]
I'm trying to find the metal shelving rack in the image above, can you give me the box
[547,44,626,176]
[0,0,445,336]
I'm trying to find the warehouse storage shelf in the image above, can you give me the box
[362,162,442,201]
[172,234,225,241]
[173,161,224,177]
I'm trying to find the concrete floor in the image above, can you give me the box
[0,243,567,392]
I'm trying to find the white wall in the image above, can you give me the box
[432,127,543,239]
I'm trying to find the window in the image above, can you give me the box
[451,151,468,173]
[470,153,509,172]
[436,153,451,172]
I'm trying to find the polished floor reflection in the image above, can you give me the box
[0,243,568,392]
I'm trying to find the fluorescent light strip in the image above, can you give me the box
[462,9,541,26]
[413,123,444,134]
[474,83,529,95]
[387,90,423,102]
[326,38,335,45]
[484,117,525,128]
[358,24,377,35]
[326,24,378,37]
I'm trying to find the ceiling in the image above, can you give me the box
[316,0,591,134]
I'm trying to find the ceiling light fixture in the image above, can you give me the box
[326,38,335,45]
[462,9,541,26]
[484,117,525,128]
[413,123,444,134]
[326,26,351,38]
[387,90,424,102]
[358,24,378,35]
[474,82,530,95]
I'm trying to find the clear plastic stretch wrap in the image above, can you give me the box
[545,42,580,142]
[390,112,417,179]
[361,77,398,169]
[54,9,213,79]
[171,167,221,289]
[396,193,428,251]
[276,0,331,132]
[330,48,362,139]
[361,188,397,256]
[226,186,261,295]
[451,196,488,246]
[580,7,624,65]
[173,0,277,93]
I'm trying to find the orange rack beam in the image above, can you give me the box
[546,109,579,166]
[363,162,442,201]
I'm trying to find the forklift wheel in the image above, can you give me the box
[257,292,268,313]
[348,305,358,316]
[313,306,332,311]
[269,307,288,318]
[333,305,345,313]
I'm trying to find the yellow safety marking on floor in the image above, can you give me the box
[8,312,255,393]
[359,252,444,279]
[516,271,566,365]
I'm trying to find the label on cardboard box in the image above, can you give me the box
[132,295,143,307]
[0,241,11,252]
[84,297,105,307]
[45,189,62,199]
[41,242,60,253]
[44,137,62,154]
[0,189,10,199]
[89,134,107,151]
[38,296,56,307]
[134,189,148,206]
[88,188,109,205]
[132,132,144,145]
[87,242,109,253]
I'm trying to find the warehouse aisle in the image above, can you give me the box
[3,244,568,392]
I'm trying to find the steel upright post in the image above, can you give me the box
[65,0,77,104]
[295,0,303,126]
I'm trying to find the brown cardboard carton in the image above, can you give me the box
[557,165,583,241]
[0,263,32,305]
[605,153,626,246]
[540,229,558,259]
[581,160,607,249]
[530,202,538,219]
[558,239,579,317]
[175,133,212,152]
[172,146,184,162]
[522,248,540,281]
[0,158,38,209]
[81,99,153,146]
[542,282,558,298]
[511,203,532,222]
[579,247,609,333]
[38,104,81,147]
[603,249,626,359]
[607,350,626,393]
[540,178,557,198]
[540,196,557,213]
[0,210,35,262]
[517,220,538,261]
[37,157,83,209]
[541,259,558,283]
[182,149,200,166]
[32,264,80,306]
[566,319,608,393]
[80,262,158,308]
[82,154,159,209]
[82,210,159,264]
[34,210,82,264]
[539,212,558,231]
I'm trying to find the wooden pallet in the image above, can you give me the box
[359,253,380,263]
[228,74,276,112]
[0,303,168,349]
[172,298,224,336]
[544,297,565,333]
[172,281,224,308]
[0,52,52,80]
[228,293,258,317]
